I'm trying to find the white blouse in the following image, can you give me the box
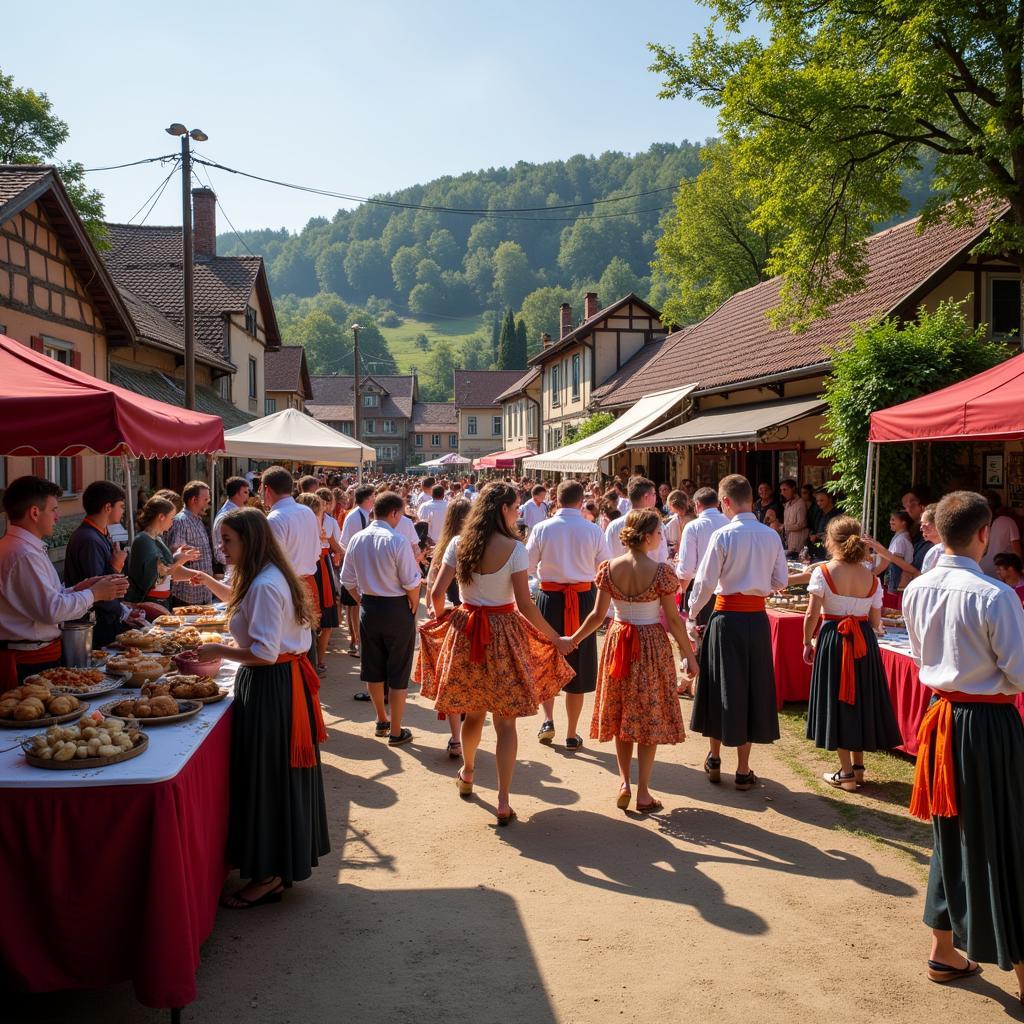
[442,535,528,607]
[807,566,882,617]
[229,564,312,662]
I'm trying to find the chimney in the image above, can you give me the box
[541,332,552,349]
[584,291,599,320]
[559,303,573,340]
[191,186,217,259]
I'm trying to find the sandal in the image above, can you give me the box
[565,735,583,751]
[852,763,866,785]
[220,880,283,910]
[447,738,462,759]
[704,754,721,784]
[824,770,858,792]
[388,728,413,746]
[374,720,390,737]
[537,720,555,745]
[456,768,473,797]
[926,957,979,984]
[635,799,663,814]
[616,784,631,810]
[496,807,517,826]
[734,770,758,791]
[353,691,372,701]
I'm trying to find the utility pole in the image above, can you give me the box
[352,323,362,483]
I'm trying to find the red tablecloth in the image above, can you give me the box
[0,709,231,1008]
[767,610,812,707]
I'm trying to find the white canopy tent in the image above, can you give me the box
[418,452,471,468]
[219,407,375,467]
[522,385,695,475]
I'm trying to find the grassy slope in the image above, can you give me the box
[379,314,486,375]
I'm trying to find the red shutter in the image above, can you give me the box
[32,458,45,477]
[30,336,44,353]
[71,350,82,370]
[70,350,84,491]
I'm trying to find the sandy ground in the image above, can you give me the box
[11,632,1024,1024]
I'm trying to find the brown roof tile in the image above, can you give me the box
[307,374,416,422]
[494,367,540,403]
[591,335,682,407]
[453,370,526,409]
[265,346,312,397]
[412,402,457,429]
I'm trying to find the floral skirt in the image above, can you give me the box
[590,620,685,745]
[415,607,573,717]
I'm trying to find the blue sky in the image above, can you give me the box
[6,0,719,232]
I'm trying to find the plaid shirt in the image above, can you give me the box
[169,509,213,604]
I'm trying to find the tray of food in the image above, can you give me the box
[104,652,171,687]
[26,667,128,699]
[173,604,217,616]
[100,696,203,724]
[145,675,226,703]
[192,613,229,628]
[148,627,203,656]
[0,680,88,727]
[151,614,183,629]
[115,628,162,650]
[22,716,147,768]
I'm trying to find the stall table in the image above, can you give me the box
[0,666,236,1013]
[767,609,813,707]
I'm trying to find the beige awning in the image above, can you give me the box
[220,407,375,466]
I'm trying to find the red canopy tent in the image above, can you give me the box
[0,333,224,458]
[473,446,537,470]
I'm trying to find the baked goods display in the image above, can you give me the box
[0,681,85,725]
[193,613,229,628]
[166,675,220,699]
[117,628,159,649]
[146,627,203,656]
[173,604,216,616]
[152,615,182,628]
[29,667,104,689]
[105,652,168,686]
[22,716,146,768]
[102,696,202,723]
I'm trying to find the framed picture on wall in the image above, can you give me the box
[1008,452,1024,506]
[984,451,1004,487]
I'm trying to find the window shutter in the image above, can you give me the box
[72,455,83,492]
[71,350,82,371]
[32,457,46,477]
[30,336,45,353]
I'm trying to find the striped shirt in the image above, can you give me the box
[169,509,213,604]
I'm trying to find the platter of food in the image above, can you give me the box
[144,675,226,703]
[100,696,203,724]
[151,614,183,629]
[148,627,203,656]
[21,716,147,769]
[0,681,88,727]
[104,652,171,687]
[116,628,162,650]
[173,604,216,616]
[25,667,130,699]
[192,614,229,628]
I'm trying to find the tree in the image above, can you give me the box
[427,229,460,270]
[391,245,423,295]
[415,333,430,351]
[492,241,535,309]
[315,242,349,296]
[343,239,392,299]
[496,308,518,370]
[408,280,445,315]
[597,257,643,306]
[650,4,1024,327]
[460,334,492,371]
[421,338,458,401]
[517,285,574,354]
[821,299,1004,519]
[514,317,528,369]
[565,411,615,443]
[289,310,346,375]
[0,70,106,245]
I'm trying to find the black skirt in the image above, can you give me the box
[537,584,598,694]
[806,620,903,751]
[923,701,1024,968]
[314,553,340,629]
[228,662,330,886]
[690,609,779,746]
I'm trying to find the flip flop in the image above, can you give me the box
[616,785,631,810]
[635,799,663,814]
[496,807,516,826]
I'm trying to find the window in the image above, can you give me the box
[990,277,1022,337]
[467,416,478,435]
[244,305,258,336]
[553,428,562,448]
[265,397,277,415]
[382,419,395,433]
[364,419,375,434]
[415,434,424,447]
[218,375,231,400]
[431,433,440,446]
[375,445,395,461]
[340,421,354,435]
[45,456,74,496]
[492,415,502,436]
[43,339,73,364]
[248,357,258,399]
[528,405,537,436]
[544,428,551,451]
[506,407,512,437]
[550,365,561,406]
[449,433,457,447]
[363,394,378,407]
[571,353,580,400]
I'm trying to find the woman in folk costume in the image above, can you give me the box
[801,516,902,790]
[191,508,329,909]
[571,510,697,813]
[418,483,576,825]
[297,492,341,674]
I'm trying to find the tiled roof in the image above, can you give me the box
[527,292,663,366]
[0,165,51,209]
[453,370,526,409]
[265,345,312,397]
[307,374,415,422]
[592,334,683,408]
[598,203,1005,402]
[412,402,457,429]
[494,367,540,404]
[109,361,254,428]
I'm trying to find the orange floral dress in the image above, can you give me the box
[590,561,685,746]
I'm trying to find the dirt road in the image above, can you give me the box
[12,648,1023,1023]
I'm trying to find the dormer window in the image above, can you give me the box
[363,394,379,407]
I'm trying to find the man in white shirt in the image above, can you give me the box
[212,476,250,568]
[417,485,449,544]
[413,477,435,511]
[689,474,789,791]
[526,480,609,748]
[518,484,549,531]
[902,491,1024,993]
[614,480,631,517]
[779,478,808,555]
[0,475,127,687]
[677,487,729,631]
[340,491,422,747]
[605,477,669,562]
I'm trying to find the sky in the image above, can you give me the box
[5,0,721,234]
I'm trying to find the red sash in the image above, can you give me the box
[540,581,591,635]
[317,549,335,610]
[822,614,868,705]
[715,594,766,612]
[909,691,1015,820]
[275,652,328,768]
[0,638,63,690]
[461,603,515,663]
[607,621,641,681]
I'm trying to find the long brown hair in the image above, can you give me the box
[429,498,471,585]
[138,496,174,530]
[221,507,314,628]
[456,483,517,586]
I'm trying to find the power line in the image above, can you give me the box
[126,158,180,225]
[192,164,257,256]
[83,154,178,172]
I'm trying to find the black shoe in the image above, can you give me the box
[374,720,390,737]
[734,770,758,791]
[704,754,721,784]
[388,728,413,746]
[537,720,555,745]
[565,735,583,751]
[353,691,371,702]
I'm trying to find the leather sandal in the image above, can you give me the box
[616,784,631,810]
[852,763,866,785]
[926,957,979,984]
[704,754,721,784]
[635,799,663,814]
[456,769,473,797]
[496,807,517,826]
[734,770,758,791]
[824,770,858,792]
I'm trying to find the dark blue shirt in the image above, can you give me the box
[63,521,124,646]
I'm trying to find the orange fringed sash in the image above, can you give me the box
[461,603,515,663]
[317,549,335,610]
[276,652,328,768]
[909,691,1014,821]
[608,621,641,680]
[822,614,868,705]
[714,594,766,613]
[0,638,62,689]
[540,581,591,635]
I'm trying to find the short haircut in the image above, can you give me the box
[693,486,719,509]
[225,476,249,499]
[531,484,547,497]
[355,485,375,505]
[299,475,319,493]
[627,477,655,504]
[431,484,445,500]
[557,481,584,506]
[262,466,294,496]
[780,478,797,490]
[154,488,183,513]
[667,489,688,511]
[719,474,753,506]
[814,487,834,499]
[423,477,436,489]
[903,484,932,504]
[296,492,322,514]
[994,551,1023,573]
[82,480,125,515]
[920,502,938,525]
[2,475,61,521]
[934,490,992,551]
[182,480,209,505]
[374,491,404,519]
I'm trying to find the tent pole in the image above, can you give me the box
[911,442,917,485]
[208,455,218,544]
[862,442,873,529]
[872,444,881,539]
[121,454,136,547]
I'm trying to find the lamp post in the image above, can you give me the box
[164,123,208,414]
[352,323,362,483]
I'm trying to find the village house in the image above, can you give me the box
[264,345,313,414]
[495,367,540,454]
[307,373,417,472]
[452,369,525,463]
[410,402,458,463]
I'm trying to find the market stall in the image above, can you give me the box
[219,406,374,468]
[472,446,536,471]
[418,451,471,469]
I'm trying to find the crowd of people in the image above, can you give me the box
[1,461,1022,1000]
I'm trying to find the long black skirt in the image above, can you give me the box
[691,609,779,746]
[228,662,330,887]
[537,584,597,694]
[923,701,1024,968]
[806,620,902,751]
[314,554,340,629]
